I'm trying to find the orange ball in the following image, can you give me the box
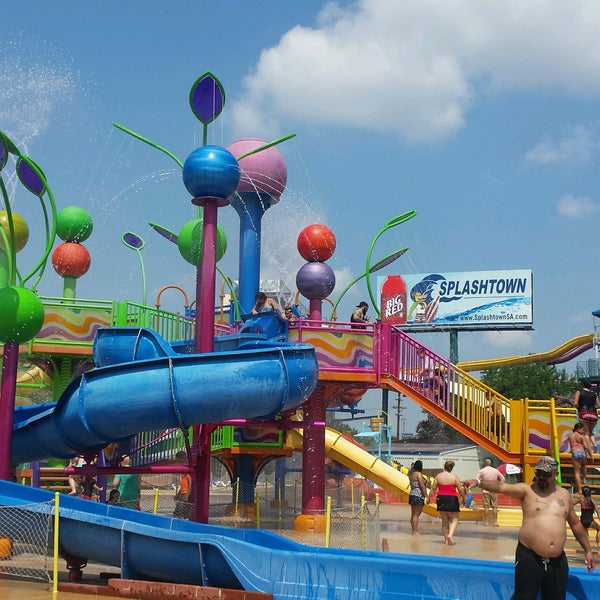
[52,242,91,278]
[297,224,336,262]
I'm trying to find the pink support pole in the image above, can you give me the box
[196,202,218,354]
[0,342,19,480]
[193,424,212,523]
[302,384,327,513]
[308,298,322,321]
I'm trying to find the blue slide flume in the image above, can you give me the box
[10,327,319,465]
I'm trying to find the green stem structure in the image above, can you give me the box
[235,134,296,161]
[0,177,16,286]
[365,211,417,317]
[113,122,184,168]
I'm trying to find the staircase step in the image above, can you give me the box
[497,508,522,527]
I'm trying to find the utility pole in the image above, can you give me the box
[395,393,405,441]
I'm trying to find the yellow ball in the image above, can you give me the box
[0,211,29,253]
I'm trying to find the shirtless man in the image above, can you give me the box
[467,456,594,599]
[474,457,505,526]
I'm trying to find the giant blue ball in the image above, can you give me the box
[296,262,336,299]
[182,145,240,199]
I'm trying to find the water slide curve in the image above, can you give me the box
[456,334,594,372]
[10,327,319,466]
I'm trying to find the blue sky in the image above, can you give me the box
[3,1,600,432]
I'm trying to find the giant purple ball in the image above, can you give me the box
[182,145,240,199]
[296,262,336,299]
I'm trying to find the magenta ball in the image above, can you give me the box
[227,139,287,199]
[296,262,336,299]
[182,145,240,199]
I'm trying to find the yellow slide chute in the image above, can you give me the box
[288,427,482,521]
[456,334,594,372]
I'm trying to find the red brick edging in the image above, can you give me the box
[59,578,272,599]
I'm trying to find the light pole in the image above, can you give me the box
[365,211,416,317]
[121,231,147,306]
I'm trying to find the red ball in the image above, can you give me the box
[297,224,336,262]
[52,242,91,278]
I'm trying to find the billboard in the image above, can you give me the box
[377,269,533,331]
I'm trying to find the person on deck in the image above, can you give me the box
[473,458,505,526]
[112,456,141,510]
[350,302,370,328]
[465,456,594,600]
[251,292,284,317]
[574,379,600,451]
[566,422,594,493]
[427,460,465,546]
[408,460,428,536]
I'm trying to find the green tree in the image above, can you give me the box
[415,411,471,443]
[480,362,578,406]
[326,412,358,436]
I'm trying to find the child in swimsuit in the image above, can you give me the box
[575,486,600,547]
[567,422,593,493]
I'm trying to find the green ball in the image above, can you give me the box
[177,219,227,266]
[0,286,45,343]
[56,206,93,243]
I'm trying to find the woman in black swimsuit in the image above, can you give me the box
[574,379,600,446]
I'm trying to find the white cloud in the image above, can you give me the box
[557,194,599,217]
[229,1,600,143]
[526,126,596,165]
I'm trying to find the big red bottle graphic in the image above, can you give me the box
[380,275,407,324]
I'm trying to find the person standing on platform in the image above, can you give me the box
[251,292,284,317]
[350,301,370,328]
[574,485,600,549]
[574,379,600,450]
[566,422,594,493]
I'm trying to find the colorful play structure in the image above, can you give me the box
[0,73,597,598]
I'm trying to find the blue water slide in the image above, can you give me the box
[10,327,319,466]
[0,480,596,599]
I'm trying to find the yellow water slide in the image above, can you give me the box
[288,427,482,521]
[456,334,594,372]
[15,364,52,406]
